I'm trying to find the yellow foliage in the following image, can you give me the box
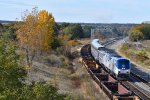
[16,8,55,67]
[37,10,55,50]
[58,35,70,46]
[68,40,78,46]
[17,8,55,51]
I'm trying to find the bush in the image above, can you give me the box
[136,50,149,62]
[68,40,79,47]
[144,60,150,67]
[55,47,63,55]
[59,56,69,67]
[71,76,81,88]
[121,43,130,51]
[44,55,62,67]
[20,82,68,100]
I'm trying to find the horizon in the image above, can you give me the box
[0,0,149,23]
[0,20,139,24]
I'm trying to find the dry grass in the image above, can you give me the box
[26,40,108,99]
[117,41,150,69]
[27,56,108,100]
[142,40,150,47]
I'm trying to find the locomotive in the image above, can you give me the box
[91,39,131,78]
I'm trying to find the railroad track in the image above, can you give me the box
[121,81,150,100]
[126,72,150,100]
[81,44,137,100]
[101,37,123,46]
[80,42,150,100]
[131,72,150,87]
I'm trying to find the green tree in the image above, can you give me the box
[82,25,92,38]
[140,24,150,39]
[63,24,84,39]
[0,34,68,100]
[0,23,3,34]
[59,22,70,30]
[0,34,26,99]
[19,82,68,100]
[0,23,3,29]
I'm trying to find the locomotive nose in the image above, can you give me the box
[122,65,126,69]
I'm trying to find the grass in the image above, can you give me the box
[27,39,109,99]
[117,41,150,69]
[27,55,108,100]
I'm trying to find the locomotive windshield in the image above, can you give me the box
[116,59,130,69]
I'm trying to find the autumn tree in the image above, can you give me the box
[129,29,144,41]
[129,24,150,41]
[17,8,55,67]
[37,10,55,51]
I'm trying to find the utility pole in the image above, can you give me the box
[110,27,113,39]
[91,28,102,41]
[91,29,93,41]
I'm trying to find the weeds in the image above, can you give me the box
[71,76,81,88]
[119,43,150,69]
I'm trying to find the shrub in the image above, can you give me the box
[71,76,81,88]
[44,55,62,67]
[136,50,149,62]
[144,60,150,68]
[20,82,68,100]
[121,43,130,51]
[59,56,69,67]
[68,40,79,47]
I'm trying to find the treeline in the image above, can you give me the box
[129,23,150,41]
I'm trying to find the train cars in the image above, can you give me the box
[91,39,104,61]
[91,39,131,79]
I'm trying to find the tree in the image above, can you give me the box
[129,24,150,41]
[0,23,3,34]
[129,29,144,41]
[17,8,55,67]
[140,24,150,39]
[37,10,55,51]
[0,23,3,29]
[112,27,120,37]
[82,25,92,38]
[0,34,26,99]
[0,32,68,100]
[19,82,68,100]
[63,24,84,39]
[59,22,70,30]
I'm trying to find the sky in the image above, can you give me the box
[0,0,149,23]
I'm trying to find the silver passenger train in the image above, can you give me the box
[91,39,131,78]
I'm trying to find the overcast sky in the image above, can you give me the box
[0,0,149,23]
